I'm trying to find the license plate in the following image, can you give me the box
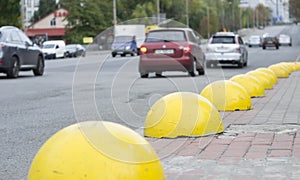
[155,49,174,54]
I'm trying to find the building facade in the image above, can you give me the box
[240,0,290,23]
[20,0,40,28]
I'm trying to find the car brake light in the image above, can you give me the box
[236,47,241,53]
[182,45,192,53]
[140,46,147,54]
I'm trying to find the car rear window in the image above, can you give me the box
[114,36,133,43]
[146,30,186,42]
[211,36,235,44]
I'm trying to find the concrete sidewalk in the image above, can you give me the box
[147,71,300,179]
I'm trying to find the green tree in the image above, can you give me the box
[0,0,21,27]
[61,0,113,44]
[31,0,57,23]
[289,0,300,22]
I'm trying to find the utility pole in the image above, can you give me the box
[157,0,160,24]
[186,0,189,27]
[113,0,117,27]
[207,7,210,38]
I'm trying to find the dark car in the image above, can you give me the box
[65,44,86,58]
[139,28,205,78]
[0,26,44,78]
[262,36,279,50]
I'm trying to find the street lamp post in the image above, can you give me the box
[186,0,189,27]
[113,0,117,27]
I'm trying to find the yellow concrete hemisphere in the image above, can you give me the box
[292,62,300,71]
[200,80,252,111]
[279,62,295,73]
[144,92,224,138]
[256,67,278,84]
[268,64,289,78]
[230,74,265,97]
[246,71,274,89]
[28,121,165,180]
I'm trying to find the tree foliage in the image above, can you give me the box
[56,0,273,43]
[290,0,300,22]
[0,0,21,27]
[31,0,57,23]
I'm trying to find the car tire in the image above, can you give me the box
[33,56,44,76]
[7,56,20,78]
[112,53,116,57]
[237,60,244,68]
[262,46,266,50]
[140,73,148,78]
[197,68,205,75]
[189,59,197,77]
[276,46,279,50]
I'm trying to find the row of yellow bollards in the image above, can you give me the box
[28,62,300,179]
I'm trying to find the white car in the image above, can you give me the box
[248,35,262,47]
[205,32,248,68]
[42,40,66,59]
[278,34,292,46]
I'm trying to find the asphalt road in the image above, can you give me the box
[1,24,300,179]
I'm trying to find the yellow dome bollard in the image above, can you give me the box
[28,121,165,180]
[279,62,295,73]
[144,92,224,138]
[293,62,300,71]
[256,67,278,84]
[200,80,252,111]
[230,74,265,97]
[268,64,290,78]
[246,70,274,89]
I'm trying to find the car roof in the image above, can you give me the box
[149,27,193,33]
[214,32,236,36]
[0,26,19,31]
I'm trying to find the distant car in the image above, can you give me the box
[65,44,86,57]
[42,40,66,59]
[139,28,205,78]
[111,35,137,57]
[278,34,292,46]
[248,35,262,47]
[0,26,45,78]
[262,36,279,50]
[205,32,248,68]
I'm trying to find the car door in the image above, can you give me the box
[9,30,28,66]
[17,29,38,66]
[238,36,247,61]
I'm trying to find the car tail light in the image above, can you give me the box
[235,47,241,53]
[180,45,192,53]
[140,46,147,54]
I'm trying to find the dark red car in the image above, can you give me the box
[139,28,205,78]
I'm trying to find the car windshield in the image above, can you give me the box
[43,44,55,49]
[211,36,235,44]
[146,30,186,42]
[114,36,133,43]
[265,37,275,41]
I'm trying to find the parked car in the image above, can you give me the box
[139,28,205,78]
[248,35,262,47]
[205,32,248,68]
[42,40,66,59]
[65,44,86,57]
[0,26,45,78]
[262,36,279,50]
[278,34,292,46]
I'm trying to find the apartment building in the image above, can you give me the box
[20,0,40,28]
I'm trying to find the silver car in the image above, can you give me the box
[205,32,248,68]
[248,35,262,47]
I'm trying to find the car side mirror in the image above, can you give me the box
[25,41,32,47]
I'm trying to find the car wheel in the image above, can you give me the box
[189,59,197,77]
[276,46,279,50]
[289,43,292,47]
[197,68,205,75]
[262,46,266,50]
[131,50,135,56]
[112,53,116,57]
[140,73,148,78]
[33,56,44,76]
[7,56,20,78]
[237,60,244,68]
